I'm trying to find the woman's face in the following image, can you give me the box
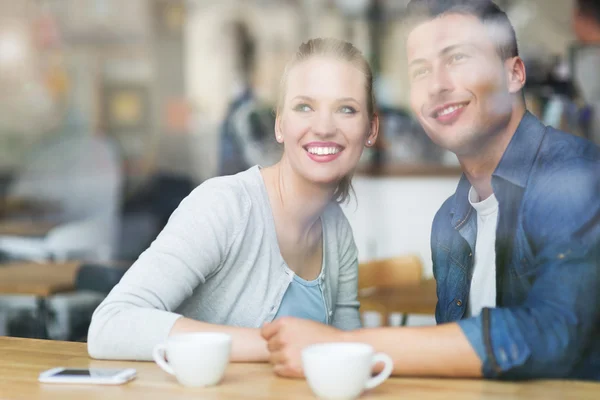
[277,56,378,188]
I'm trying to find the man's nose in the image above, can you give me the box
[428,65,454,98]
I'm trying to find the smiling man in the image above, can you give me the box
[262,0,600,381]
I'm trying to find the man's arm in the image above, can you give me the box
[261,318,482,378]
[347,323,482,377]
[467,162,600,379]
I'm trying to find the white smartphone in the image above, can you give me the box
[38,367,137,385]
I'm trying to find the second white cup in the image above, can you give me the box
[152,332,232,387]
[302,342,393,400]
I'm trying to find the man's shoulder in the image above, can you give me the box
[538,126,600,165]
[530,126,600,189]
[523,128,600,236]
[431,194,457,236]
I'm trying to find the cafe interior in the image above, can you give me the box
[0,0,598,398]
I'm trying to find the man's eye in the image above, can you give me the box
[293,104,312,112]
[412,67,429,79]
[449,53,468,63]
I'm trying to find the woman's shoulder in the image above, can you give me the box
[178,167,264,222]
[323,201,354,241]
[190,166,262,203]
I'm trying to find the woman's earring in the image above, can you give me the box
[367,140,372,145]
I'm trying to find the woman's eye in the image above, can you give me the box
[293,104,312,112]
[339,106,357,114]
[450,53,468,63]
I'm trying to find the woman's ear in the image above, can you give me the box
[365,113,380,147]
[274,114,283,143]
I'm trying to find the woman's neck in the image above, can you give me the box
[261,159,335,239]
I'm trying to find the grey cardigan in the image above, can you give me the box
[88,166,361,360]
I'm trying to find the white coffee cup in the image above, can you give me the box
[302,343,393,400]
[152,332,232,387]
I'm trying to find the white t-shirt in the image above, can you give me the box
[467,187,498,317]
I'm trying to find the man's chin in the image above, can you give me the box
[426,127,475,154]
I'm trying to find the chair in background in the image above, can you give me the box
[358,254,423,327]
[0,133,123,262]
[69,262,129,341]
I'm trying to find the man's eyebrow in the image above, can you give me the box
[439,43,477,55]
[408,58,428,69]
[408,43,478,68]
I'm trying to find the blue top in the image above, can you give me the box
[432,111,600,380]
[274,273,327,324]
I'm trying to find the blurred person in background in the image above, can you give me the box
[573,0,600,43]
[87,38,380,362]
[263,0,600,381]
[572,0,600,145]
[0,11,123,262]
[218,20,280,176]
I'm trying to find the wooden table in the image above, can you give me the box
[0,261,82,339]
[359,279,438,325]
[0,220,58,237]
[1,337,598,400]
[0,261,82,297]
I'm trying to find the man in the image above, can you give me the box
[573,0,600,43]
[572,0,600,145]
[261,0,600,380]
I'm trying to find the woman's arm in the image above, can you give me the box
[330,212,361,330]
[87,181,254,361]
[170,318,268,362]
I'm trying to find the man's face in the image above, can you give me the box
[407,13,515,156]
[572,7,600,43]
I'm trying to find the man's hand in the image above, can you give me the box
[261,317,344,378]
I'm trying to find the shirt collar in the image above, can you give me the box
[450,111,546,227]
[492,111,546,188]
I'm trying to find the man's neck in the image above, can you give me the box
[459,107,526,200]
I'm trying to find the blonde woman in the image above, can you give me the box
[88,38,379,363]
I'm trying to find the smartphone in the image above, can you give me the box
[38,367,137,385]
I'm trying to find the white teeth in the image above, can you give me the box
[438,104,465,117]
[307,147,340,155]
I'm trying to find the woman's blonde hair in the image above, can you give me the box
[277,38,376,204]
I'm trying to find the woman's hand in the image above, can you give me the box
[261,317,344,378]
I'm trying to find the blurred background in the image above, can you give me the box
[0,0,598,339]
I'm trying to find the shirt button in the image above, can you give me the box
[456,300,463,307]
[468,252,472,257]
[499,348,508,363]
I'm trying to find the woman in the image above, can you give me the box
[88,37,379,362]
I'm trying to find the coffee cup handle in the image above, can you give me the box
[152,343,175,376]
[365,353,394,390]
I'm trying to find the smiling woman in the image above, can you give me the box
[275,38,378,203]
[87,38,379,364]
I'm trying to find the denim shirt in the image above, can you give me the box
[431,111,600,380]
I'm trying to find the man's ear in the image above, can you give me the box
[506,56,526,94]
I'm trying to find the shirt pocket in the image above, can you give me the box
[510,228,537,283]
